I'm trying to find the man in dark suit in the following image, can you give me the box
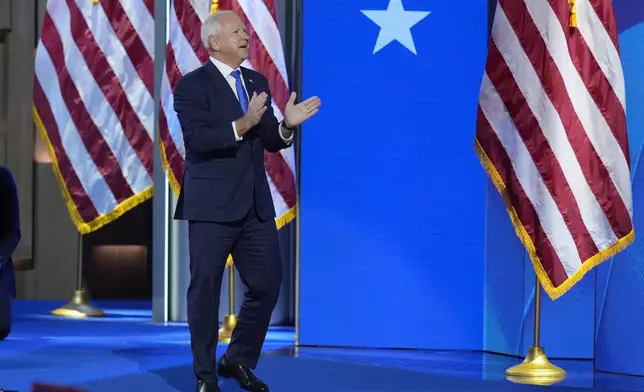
[0,165,20,340]
[173,10,321,392]
[0,165,19,297]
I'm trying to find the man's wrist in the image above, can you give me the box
[279,122,294,142]
[283,117,296,130]
[235,116,250,137]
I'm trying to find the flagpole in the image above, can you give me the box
[51,233,104,318]
[49,0,108,320]
[293,0,304,349]
[202,1,238,342]
[505,275,565,385]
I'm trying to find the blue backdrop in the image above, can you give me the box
[298,0,644,373]
[299,0,488,350]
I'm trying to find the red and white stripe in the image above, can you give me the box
[160,0,296,226]
[33,0,155,234]
[475,0,633,299]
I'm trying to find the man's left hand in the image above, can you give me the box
[284,92,321,128]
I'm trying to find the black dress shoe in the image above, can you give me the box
[196,379,221,392]
[217,354,269,392]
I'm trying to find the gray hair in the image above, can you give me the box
[200,11,235,51]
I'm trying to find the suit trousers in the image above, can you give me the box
[187,201,282,384]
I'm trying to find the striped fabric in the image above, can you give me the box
[33,0,155,234]
[476,0,634,299]
[160,0,297,230]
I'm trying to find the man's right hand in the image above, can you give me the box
[246,92,268,126]
[235,92,268,137]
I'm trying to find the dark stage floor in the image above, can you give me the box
[1,301,643,391]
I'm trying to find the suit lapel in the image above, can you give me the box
[240,67,256,99]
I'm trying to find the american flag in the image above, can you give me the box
[159,0,297,231]
[33,0,155,234]
[475,0,634,299]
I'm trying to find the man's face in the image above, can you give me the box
[210,13,249,63]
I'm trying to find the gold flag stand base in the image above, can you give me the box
[51,290,105,318]
[506,276,566,386]
[505,346,566,385]
[51,236,105,318]
[218,314,238,343]
[218,262,237,343]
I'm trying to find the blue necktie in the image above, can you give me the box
[231,70,249,114]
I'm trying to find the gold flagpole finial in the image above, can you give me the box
[569,0,577,27]
[210,0,218,14]
[92,0,99,3]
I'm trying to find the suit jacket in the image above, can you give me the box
[0,166,20,297]
[173,60,291,223]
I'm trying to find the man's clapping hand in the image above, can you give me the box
[245,92,268,127]
[235,92,268,138]
[284,92,321,128]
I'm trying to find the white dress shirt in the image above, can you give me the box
[209,57,293,143]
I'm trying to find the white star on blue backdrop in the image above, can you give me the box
[361,0,431,55]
